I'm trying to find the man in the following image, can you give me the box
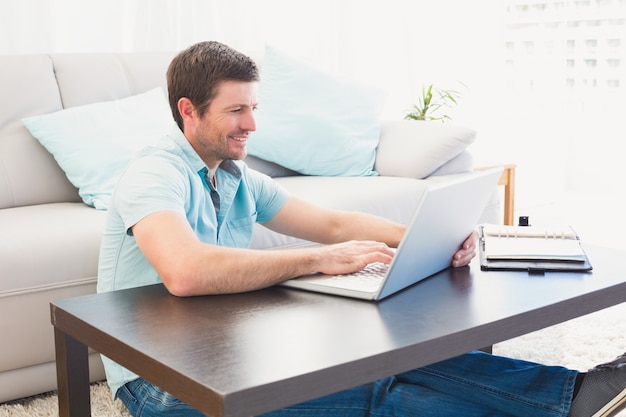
[98,41,626,417]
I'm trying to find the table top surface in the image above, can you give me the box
[51,244,626,416]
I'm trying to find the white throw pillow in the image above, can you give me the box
[22,88,175,209]
[247,45,385,176]
[375,120,477,178]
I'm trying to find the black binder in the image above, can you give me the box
[478,224,593,273]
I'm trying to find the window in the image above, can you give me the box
[607,38,621,47]
[581,78,598,87]
[607,59,620,67]
[607,79,621,88]
[524,41,534,52]
[584,59,597,67]
[543,40,555,51]
[585,39,598,48]
[608,19,626,26]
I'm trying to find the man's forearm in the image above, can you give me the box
[332,212,405,248]
[163,245,323,297]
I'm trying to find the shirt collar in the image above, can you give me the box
[170,126,242,179]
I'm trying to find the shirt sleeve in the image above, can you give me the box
[113,153,189,234]
[241,164,290,224]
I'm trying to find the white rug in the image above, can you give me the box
[0,381,131,417]
[1,303,625,417]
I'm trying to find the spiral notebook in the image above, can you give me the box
[478,224,592,272]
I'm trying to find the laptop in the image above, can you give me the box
[280,168,503,301]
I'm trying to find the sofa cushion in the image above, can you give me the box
[22,88,175,209]
[0,201,105,382]
[247,45,384,177]
[0,55,80,210]
[50,52,175,108]
[244,155,300,178]
[375,120,477,178]
[0,203,106,295]
[429,149,474,177]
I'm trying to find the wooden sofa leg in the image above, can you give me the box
[475,164,516,225]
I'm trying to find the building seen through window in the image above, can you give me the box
[504,0,625,91]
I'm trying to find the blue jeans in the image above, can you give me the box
[116,351,577,417]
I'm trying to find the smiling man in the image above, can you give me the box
[97,41,626,417]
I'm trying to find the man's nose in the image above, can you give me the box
[242,110,256,132]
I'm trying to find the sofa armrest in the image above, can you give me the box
[374,120,477,178]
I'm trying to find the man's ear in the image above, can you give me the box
[177,97,197,124]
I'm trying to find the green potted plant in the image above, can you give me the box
[404,84,462,123]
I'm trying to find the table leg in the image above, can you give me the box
[54,327,91,417]
[479,346,493,354]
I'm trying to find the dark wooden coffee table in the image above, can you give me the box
[51,244,626,417]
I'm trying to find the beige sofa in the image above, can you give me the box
[0,52,501,403]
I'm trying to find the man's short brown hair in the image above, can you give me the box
[166,41,259,130]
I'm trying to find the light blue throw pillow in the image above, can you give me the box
[247,46,384,176]
[22,87,175,209]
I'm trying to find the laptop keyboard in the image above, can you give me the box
[321,262,390,292]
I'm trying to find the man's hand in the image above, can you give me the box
[314,240,395,276]
[451,231,478,268]
[315,230,477,276]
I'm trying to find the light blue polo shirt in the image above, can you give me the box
[97,126,289,396]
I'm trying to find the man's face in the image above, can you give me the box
[190,80,258,168]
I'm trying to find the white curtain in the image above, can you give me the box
[1,0,620,207]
